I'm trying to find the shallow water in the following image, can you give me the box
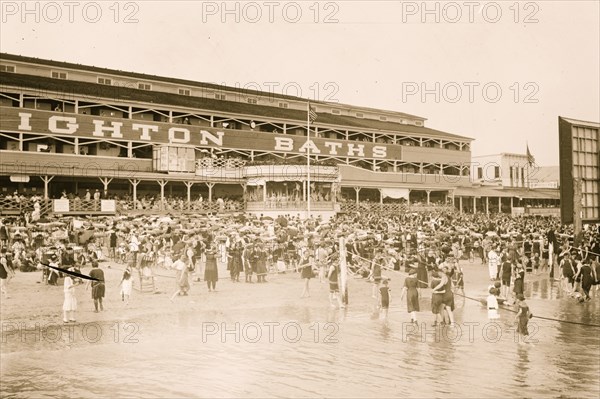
[1,279,599,398]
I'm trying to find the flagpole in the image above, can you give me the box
[306,102,311,218]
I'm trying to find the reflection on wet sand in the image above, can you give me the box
[1,272,599,398]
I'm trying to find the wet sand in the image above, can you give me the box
[2,258,600,399]
[0,257,559,353]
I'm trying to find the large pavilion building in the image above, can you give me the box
[0,53,557,218]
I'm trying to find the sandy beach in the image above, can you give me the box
[1,257,553,353]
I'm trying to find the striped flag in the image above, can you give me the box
[308,104,318,123]
[526,143,535,165]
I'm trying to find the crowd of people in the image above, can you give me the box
[1,207,599,335]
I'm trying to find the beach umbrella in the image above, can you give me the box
[52,230,68,240]
[210,224,224,231]
[276,216,288,226]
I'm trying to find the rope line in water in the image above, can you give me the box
[349,254,600,328]
[452,291,600,328]
[109,258,600,328]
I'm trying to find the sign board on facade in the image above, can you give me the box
[0,108,399,161]
[100,200,116,213]
[53,199,70,213]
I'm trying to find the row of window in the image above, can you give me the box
[0,64,288,108]
[1,65,16,73]
[329,109,413,123]
[2,63,421,123]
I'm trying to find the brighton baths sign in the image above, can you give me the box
[0,108,399,160]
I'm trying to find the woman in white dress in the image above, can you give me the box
[63,269,77,323]
[120,266,133,305]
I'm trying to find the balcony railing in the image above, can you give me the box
[1,197,455,217]
[246,200,335,211]
[116,200,245,214]
[339,202,456,214]
[0,197,52,216]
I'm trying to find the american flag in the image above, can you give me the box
[526,143,535,165]
[308,104,318,123]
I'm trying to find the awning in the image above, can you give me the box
[381,188,410,200]
[246,179,266,186]
[454,186,559,200]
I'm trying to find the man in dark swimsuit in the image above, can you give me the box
[560,253,575,296]
[379,279,391,320]
[327,258,344,308]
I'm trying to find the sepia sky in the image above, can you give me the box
[1,0,598,166]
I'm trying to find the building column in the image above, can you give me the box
[184,181,194,208]
[158,180,168,210]
[99,177,113,198]
[510,197,514,214]
[459,196,463,214]
[206,182,215,202]
[39,175,54,200]
[426,190,431,205]
[302,181,306,202]
[379,188,383,204]
[129,179,140,209]
[485,196,489,214]
[498,196,502,213]
[473,197,477,214]
[354,187,361,204]
[241,183,247,202]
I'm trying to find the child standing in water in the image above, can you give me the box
[379,278,391,321]
[487,286,500,320]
